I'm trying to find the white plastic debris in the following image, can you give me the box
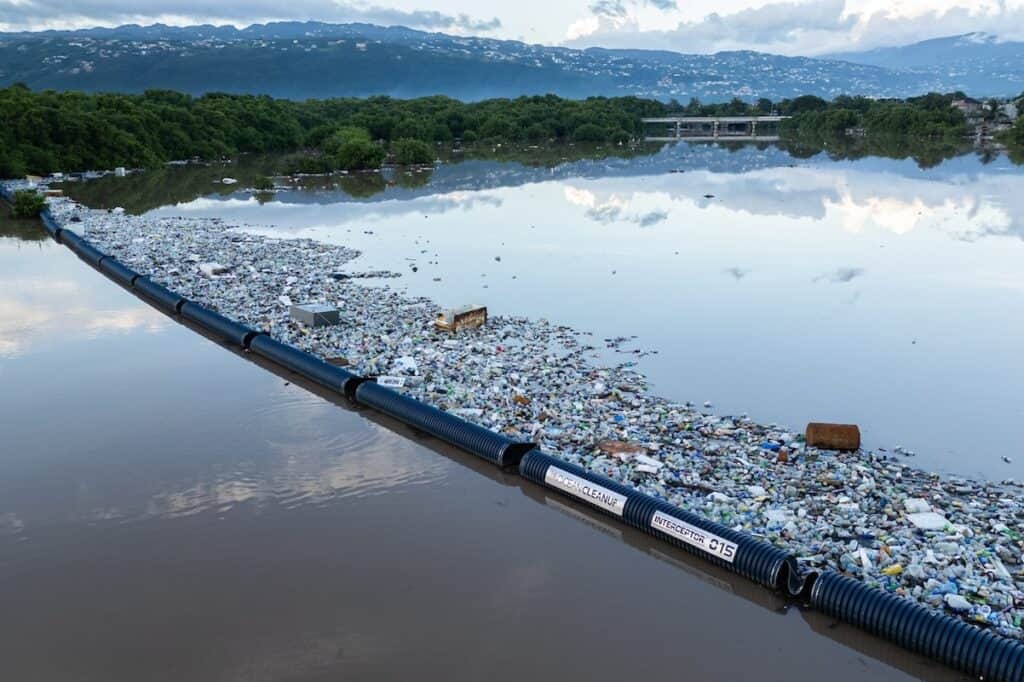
[393,356,418,373]
[633,454,664,470]
[907,511,949,530]
[944,594,972,612]
[903,498,931,513]
[858,547,873,572]
[449,408,483,418]
[765,509,794,524]
[199,262,230,278]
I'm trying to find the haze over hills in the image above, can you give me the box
[829,33,1024,98]
[0,22,1021,101]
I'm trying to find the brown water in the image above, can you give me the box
[0,207,974,681]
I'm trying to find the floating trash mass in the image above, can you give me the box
[20,184,1024,644]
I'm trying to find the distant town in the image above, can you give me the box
[950,96,1022,144]
[2,22,1023,102]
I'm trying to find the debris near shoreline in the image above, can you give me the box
[329,270,402,280]
[36,189,1024,642]
[435,304,487,332]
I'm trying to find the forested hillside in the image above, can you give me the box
[0,85,1014,178]
[0,86,666,175]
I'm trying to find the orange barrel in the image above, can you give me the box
[805,423,861,451]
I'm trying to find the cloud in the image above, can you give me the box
[637,209,668,226]
[566,15,601,40]
[564,186,597,208]
[589,0,676,19]
[0,290,166,359]
[566,0,1024,56]
[846,3,1024,52]
[813,266,864,283]
[724,267,750,280]
[0,1,502,34]
[585,204,670,226]
[696,0,855,45]
[570,0,854,52]
[586,203,624,223]
[590,0,627,19]
[564,186,670,227]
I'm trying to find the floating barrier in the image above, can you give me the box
[180,301,264,349]
[58,228,106,267]
[811,571,1024,681]
[132,276,187,314]
[97,256,140,289]
[248,334,361,395]
[354,380,534,467]
[40,210,63,240]
[23,197,1024,682]
[519,450,805,592]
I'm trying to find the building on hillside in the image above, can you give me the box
[951,98,983,116]
[999,102,1019,121]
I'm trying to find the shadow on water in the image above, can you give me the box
[0,203,47,242]
[55,136,1023,220]
[54,143,661,213]
[777,133,976,169]
[53,157,283,214]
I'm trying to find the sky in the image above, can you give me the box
[2,0,1024,55]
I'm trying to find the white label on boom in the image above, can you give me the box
[544,466,627,517]
[651,511,738,563]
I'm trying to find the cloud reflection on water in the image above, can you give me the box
[0,286,167,359]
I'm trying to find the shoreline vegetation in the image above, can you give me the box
[2,85,1022,179]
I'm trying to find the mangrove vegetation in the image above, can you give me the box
[0,84,1021,178]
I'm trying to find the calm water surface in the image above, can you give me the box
[0,159,975,680]
[132,144,1024,481]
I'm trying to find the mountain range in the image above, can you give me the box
[0,22,1021,102]
[829,32,1024,98]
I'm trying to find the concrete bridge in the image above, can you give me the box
[641,115,790,142]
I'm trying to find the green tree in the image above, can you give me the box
[479,115,515,139]
[11,190,46,218]
[783,95,829,115]
[324,126,373,155]
[315,125,385,171]
[524,123,550,142]
[392,118,431,141]
[573,123,607,142]
[335,139,385,171]
[390,138,434,165]
[0,149,25,179]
